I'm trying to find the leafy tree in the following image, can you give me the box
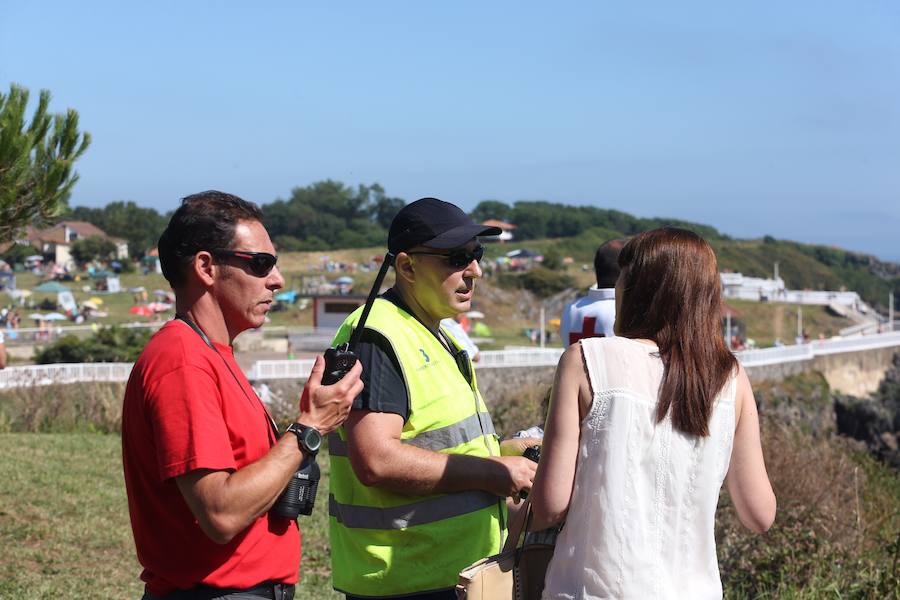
[470,200,513,223]
[263,180,395,250]
[368,185,406,229]
[70,236,117,266]
[1,241,37,266]
[541,247,563,271]
[0,84,91,243]
[65,201,167,259]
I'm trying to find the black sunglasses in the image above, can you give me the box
[212,250,278,277]
[407,245,484,268]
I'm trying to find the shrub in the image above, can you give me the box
[497,267,575,298]
[34,326,151,364]
[484,378,550,438]
[717,418,900,597]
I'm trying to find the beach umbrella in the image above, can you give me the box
[43,313,68,321]
[88,296,104,305]
[33,281,71,293]
[82,300,98,310]
[275,290,299,303]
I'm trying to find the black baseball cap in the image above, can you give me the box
[388,197,502,254]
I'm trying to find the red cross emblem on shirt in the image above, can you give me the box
[569,316,606,345]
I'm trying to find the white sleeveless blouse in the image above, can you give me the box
[541,337,737,600]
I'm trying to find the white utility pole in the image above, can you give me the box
[890,292,895,332]
[539,306,546,349]
[774,261,779,281]
[726,312,732,349]
[797,306,803,342]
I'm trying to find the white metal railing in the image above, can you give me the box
[2,330,900,388]
[0,362,134,390]
[734,344,813,367]
[810,331,900,356]
[246,359,317,381]
[476,348,564,368]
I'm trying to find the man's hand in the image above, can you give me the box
[298,354,363,435]
[484,456,538,498]
[499,437,543,457]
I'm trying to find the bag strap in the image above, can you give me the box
[501,499,533,554]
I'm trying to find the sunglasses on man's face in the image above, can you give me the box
[407,245,485,269]
[212,250,278,277]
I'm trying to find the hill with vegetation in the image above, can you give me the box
[10,179,895,309]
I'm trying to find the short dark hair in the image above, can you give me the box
[594,238,626,288]
[158,190,264,288]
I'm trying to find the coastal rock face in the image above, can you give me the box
[754,372,836,437]
[833,353,900,469]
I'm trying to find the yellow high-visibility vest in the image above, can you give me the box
[328,298,505,596]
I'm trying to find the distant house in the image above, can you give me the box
[144,247,163,274]
[308,294,367,329]
[1,222,129,270]
[481,219,516,242]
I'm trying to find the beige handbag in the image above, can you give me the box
[456,500,555,600]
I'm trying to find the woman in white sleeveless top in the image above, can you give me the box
[531,227,776,600]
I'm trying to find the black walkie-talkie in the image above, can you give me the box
[272,253,396,520]
[321,253,395,385]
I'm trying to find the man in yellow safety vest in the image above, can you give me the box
[328,197,539,600]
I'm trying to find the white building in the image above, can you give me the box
[721,272,864,309]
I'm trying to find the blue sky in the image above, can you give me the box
[2,1,899,260]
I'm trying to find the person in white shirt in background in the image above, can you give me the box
[559,238,626,346]
[440,313,480,362]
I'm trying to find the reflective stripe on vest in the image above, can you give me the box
[327,412,495,457]
[329,490,497,530]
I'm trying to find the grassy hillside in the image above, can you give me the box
[483,227,898,310]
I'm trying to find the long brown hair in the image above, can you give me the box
[615,227,736,437]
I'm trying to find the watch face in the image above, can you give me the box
[303,427,322,452]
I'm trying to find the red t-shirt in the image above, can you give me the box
[122,320,300,595]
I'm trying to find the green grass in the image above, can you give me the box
[0,433,143,599]
[728,299,851,348]
[1,428,899,599]
[0,433,340,600]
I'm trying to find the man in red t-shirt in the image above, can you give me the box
[123,191,362,599]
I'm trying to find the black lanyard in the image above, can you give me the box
[175,315,279,443]
[383,289,473,385]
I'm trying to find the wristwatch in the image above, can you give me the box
[284,423,322,456]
